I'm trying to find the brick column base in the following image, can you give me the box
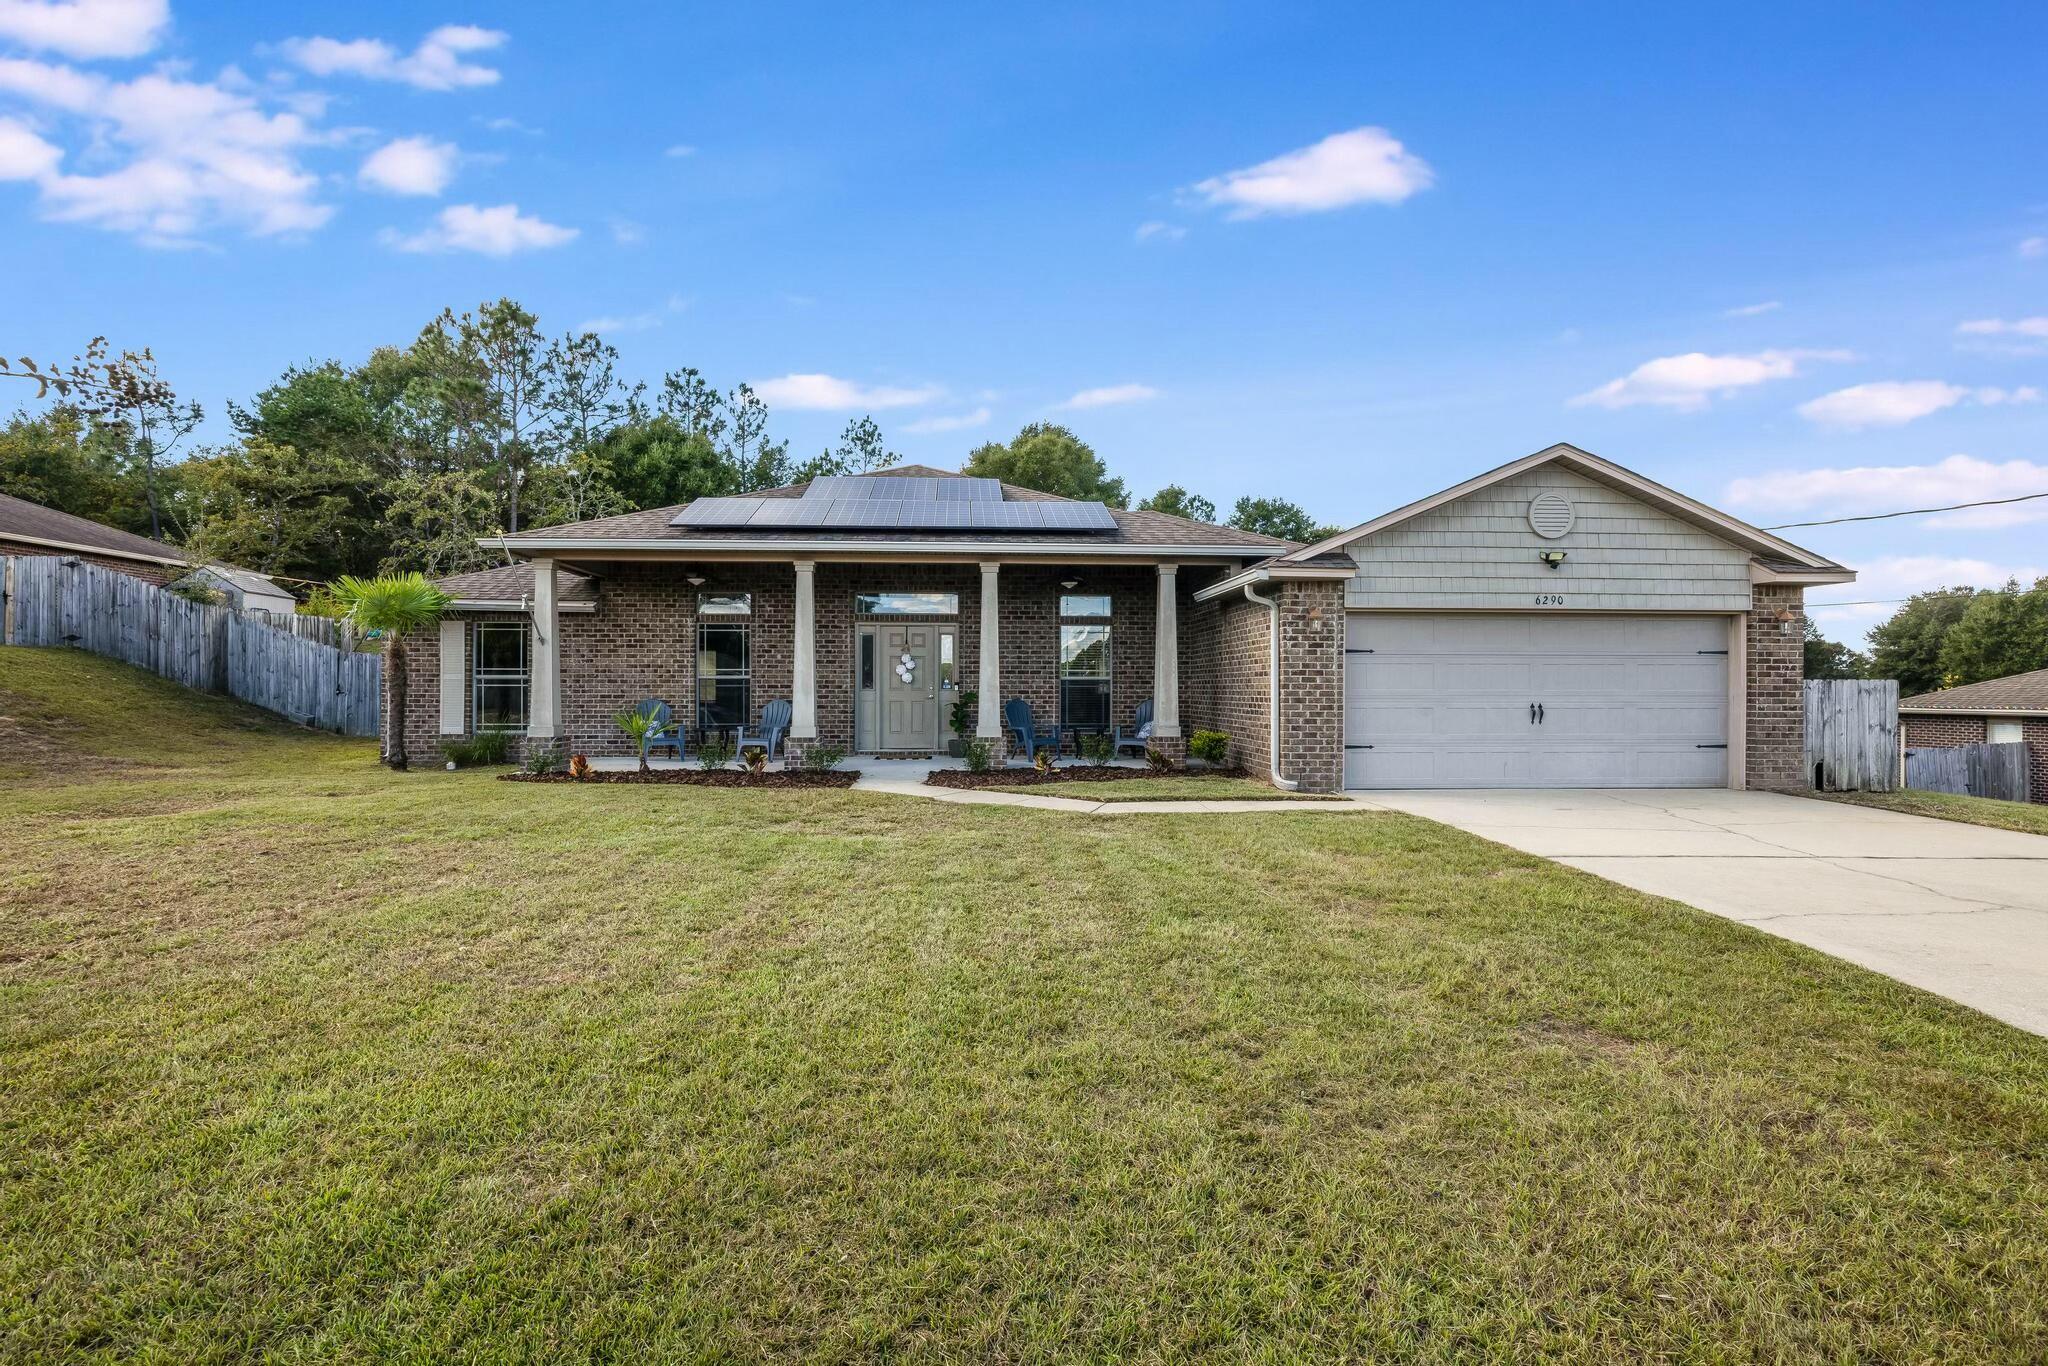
[977,736,1009,768]
[1145,735,1187,767]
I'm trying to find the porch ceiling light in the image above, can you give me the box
[1060,578,1080,590]
[686,570,707,586]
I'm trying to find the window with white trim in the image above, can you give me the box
[1989,720,2024,745]
[696,591,751,735]
[473,622,529,732]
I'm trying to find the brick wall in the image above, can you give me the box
[0,540,179,586]
[1745,584,1806,791]
[1903,713,2048,804]
[1177,577,1344,793]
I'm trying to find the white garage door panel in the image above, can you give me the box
[1345,612,1730,790]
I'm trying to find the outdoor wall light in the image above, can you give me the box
[1538,550,1568,569]
[1060,578,1080,590]
[686,570,707,587]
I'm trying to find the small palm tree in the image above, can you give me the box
[613,704,661,774]
[331,572,452,770]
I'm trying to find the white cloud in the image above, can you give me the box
[1723,300,1781,317]
[903,406,991,434]
[1188,126,1432,218]
[1570,348,1851,411]
[1062,382,1160,409]
[1977,385,2042,406]
[0,57,330,242]
[2021,235,2046,259]
[1808,554,2047,636]
[0,115,60,179]
[1134,219,1185,244]
[358,135,456,195]
[0,0,166,59]
[608,216,644,245]
[381,202,575,255]
[749,373,941,411]
[577,312,662,335]
[1957,316,2048,338]
[663,143,695,158]
[1725,454,2048,530]
[1798,380,1966,429]
[279,24,506,91]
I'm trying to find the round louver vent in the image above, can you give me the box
[1528,491,1575,539]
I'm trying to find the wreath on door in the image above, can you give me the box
[894,651,916,684]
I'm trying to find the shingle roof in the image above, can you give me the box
[494,466,1293,554]
[0,492,189,563]
[1902,668,2048,713]
[435,563,599,603]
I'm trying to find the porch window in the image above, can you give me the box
[698,591,752,616]
[1059,593,1111,618]
[855,591,959,615]
[473,622,529,732]
[1059,625,1111,731]
[696,622,750,734]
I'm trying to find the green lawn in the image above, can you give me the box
[5,648,2048,1360]
[1818,787,2048,837]
[979,775,1339,801]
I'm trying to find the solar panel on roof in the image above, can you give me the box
[669,475,1119,533]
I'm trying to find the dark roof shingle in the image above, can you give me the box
[434,563,599,602]
[1902,668,2048,713]
[0,492,188,563]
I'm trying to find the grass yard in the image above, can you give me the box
[5,647,2048,1360]
[1818,786,2048,837]
[981,775,1338,801]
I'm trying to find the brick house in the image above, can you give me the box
[1900,669,2048,804]
[394,444,1852,794]
[0,491,192,586]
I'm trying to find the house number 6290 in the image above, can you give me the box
[1534,594,1564,606]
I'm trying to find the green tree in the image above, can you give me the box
[1227,495,1330,542]
[1138,484,1217,523]
[596,416,735,508]
[1803,622,1869,680]
[380,471,501,576]
[1937,578,2048,686]
[331,572,451,770]
[181,436,373,580]
[1867,587,1979,696]
[0,405,144,528]
[963,423,1127,505]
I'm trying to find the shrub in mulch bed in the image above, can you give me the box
[502,769,861,788]
[926,765,1249,790]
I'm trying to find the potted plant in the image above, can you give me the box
[946,689,977,758]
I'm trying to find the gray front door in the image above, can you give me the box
[879,624,938,750]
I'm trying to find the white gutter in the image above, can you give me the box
[1240,583,1300,791]
[447,598,598,613]
[476,535,1274,559]
[1193,561,1354,603]
[1899,706,2048,717]
[0,531,187,567]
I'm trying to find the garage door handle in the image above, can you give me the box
[1696,743,1727,749]
[1529,703,1537,724]
[1537,703,1545,724]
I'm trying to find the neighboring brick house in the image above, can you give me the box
[394,444,1852,793]
[1899,668,2048,805]
[0,491,191,586]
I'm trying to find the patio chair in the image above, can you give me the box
[1004,698,1059,763]
[737,698,792,759]
[637,698,687,763]
[1112,698,1154,758]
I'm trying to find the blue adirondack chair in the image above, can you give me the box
[1004,698,1059,762]
[1112,698,1154,758]
[637,698,686,763]
[737,698,792,760]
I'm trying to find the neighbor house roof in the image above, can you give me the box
[1901,668,2048,715]
[481,465,1294,558]
[181,563,292,598]
[1278,443,1850,579]
[0,491,190,567]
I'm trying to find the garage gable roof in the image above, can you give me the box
[1280,443,1843,572]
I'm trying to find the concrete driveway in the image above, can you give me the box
[1363,788,2048,1037]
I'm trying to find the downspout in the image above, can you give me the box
[1241,583,1300,791]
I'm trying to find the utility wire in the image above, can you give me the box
[1763,489,2048,529]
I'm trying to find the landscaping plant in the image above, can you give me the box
[329,572,451,770]
[1034,747,1054,773]
[742,745,769,775]
[568,754,592,781]
[799,745,847,772]
[697,733,737,771]
[1189,729,1229,765]
[522,741,564,775]
[963,738,994,772]
[612,704,663,773]
[440,732,511,767]
[1145,744,1175,771]
[1078,732,1115,765]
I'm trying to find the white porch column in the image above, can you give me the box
[791,560,817,740]
[1153,562,1181,738]
[976,561,1002,737]
[526,557,561,739]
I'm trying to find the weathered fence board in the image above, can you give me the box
[1,554,380,736]
[1804,678,1899,792]
[1905,743,2030,803]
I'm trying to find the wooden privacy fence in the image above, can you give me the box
[1905,743,2031,803]
[1,554,381,736]
[1804,678,1899,792]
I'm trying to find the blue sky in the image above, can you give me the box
[2,1,2045,638]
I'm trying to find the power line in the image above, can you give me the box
[1763,490,2048,529]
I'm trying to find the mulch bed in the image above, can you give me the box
[926,765,1249,790]
[502,768,861,788]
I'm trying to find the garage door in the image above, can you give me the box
[1344,613,1730,789]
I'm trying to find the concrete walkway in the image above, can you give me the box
[1366,788,2048,1037]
